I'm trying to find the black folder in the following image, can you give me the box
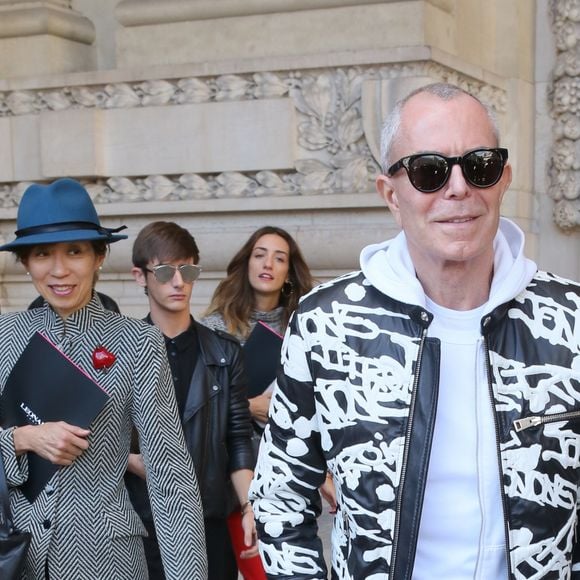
[242,322,283,398]
[0,332,110,502]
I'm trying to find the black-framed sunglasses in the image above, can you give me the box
[387,147,509,193]
[145,264,202,284]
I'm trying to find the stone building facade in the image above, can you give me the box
[0,0,578,317]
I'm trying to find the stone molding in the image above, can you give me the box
[116,0,394,27]
[548,0,580,231]
[0,61,505,208]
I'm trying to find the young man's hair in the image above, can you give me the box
[132,221,200,269]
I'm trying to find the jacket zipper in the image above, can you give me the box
[483,333,512,578]
[514,410,580,432]
[390,326,427,579]
[197,379,214,494]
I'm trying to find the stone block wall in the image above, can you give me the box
[0,0,577,317]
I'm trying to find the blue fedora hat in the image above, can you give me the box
[0,178,127,251]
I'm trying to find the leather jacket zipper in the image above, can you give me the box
[483,333,511,577]
[514,410,580,432]
[390,326,427,579]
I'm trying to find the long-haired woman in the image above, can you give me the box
[202,226,332,578]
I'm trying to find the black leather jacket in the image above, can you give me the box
[127,319,254,521]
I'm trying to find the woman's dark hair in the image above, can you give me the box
[14,239,108,263]
[205,226,314,338]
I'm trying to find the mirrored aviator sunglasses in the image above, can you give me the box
[146,264,202,284]
[387,147,509,193]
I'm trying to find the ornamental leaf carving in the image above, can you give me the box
[138,80,176,106]
[70,87,103,107]
[106,177,141,201]
[301,170,334,194]
[215,75,251,101]
[554,47,580,78]
[0,63,507,207]
[334,157,369,192]
[295,158,333,174]
[179,174,212,199]
[298,119,332,150]
[298,74,337,120]
[143,175,175,200]
[176,78,213,104]
[215,172,257,197]
[40,91,71,111]
[255,171,299,196]
[337,107,363,149]
[552,139,578,171]
[549,0,580,229]
[6,91,37,115]
[252,73,290,99]
[104,83,140,109]
[554,113,580,140]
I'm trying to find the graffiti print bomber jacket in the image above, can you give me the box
[250,219,580,580]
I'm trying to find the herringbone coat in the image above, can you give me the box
[0,296,208,579]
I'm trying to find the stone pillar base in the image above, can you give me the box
[0,2,95,77]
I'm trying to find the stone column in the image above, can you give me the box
[0,0,95,77]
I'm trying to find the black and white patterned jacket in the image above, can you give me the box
[250,265,580,580]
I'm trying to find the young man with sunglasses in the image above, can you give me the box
[126,221,258,579]
[250,83,580,579]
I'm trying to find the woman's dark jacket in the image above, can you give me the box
[126,318,254,523]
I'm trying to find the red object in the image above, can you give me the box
[227,511,266,580]
[92,346,116,370]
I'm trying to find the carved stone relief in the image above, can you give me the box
[0,62,505,207]
[548,0,580,230]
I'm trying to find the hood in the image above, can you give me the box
[359,217,537,310]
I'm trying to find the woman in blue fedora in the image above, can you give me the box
[0,178,207,579]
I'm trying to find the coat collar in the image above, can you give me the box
[41,292,108,339]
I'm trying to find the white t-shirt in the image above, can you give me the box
[412,298,508,580]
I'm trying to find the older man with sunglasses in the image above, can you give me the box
[250,83,580,579]
[125,221,257,580]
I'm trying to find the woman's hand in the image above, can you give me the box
[248,392,273,424]
[319,473,337,514]
[13,422,90,466]
[231,469,259,559]
[239,505,260,559]
[127,453,146,479]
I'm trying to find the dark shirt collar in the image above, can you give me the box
[164,318,197,353]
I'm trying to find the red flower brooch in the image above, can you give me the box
[92,346,116,372]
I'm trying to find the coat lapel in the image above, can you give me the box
[182,322,228,423]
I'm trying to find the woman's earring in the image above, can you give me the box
[281,280,294,297]
[144,287,149,296]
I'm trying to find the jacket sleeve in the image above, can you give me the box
[249,309,327,580]
[0,428,28,486]
[573,512,580,579]
[130,325,208,579]
[226,340,255,473]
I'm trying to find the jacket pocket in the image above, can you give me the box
[102,507,148,538]
[514,410,580,432]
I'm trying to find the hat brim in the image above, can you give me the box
[0,228,127,251]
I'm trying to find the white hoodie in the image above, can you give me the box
[360,217,537,313]
[359,218,537,580]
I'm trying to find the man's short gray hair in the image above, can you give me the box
[379,83,501,174]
